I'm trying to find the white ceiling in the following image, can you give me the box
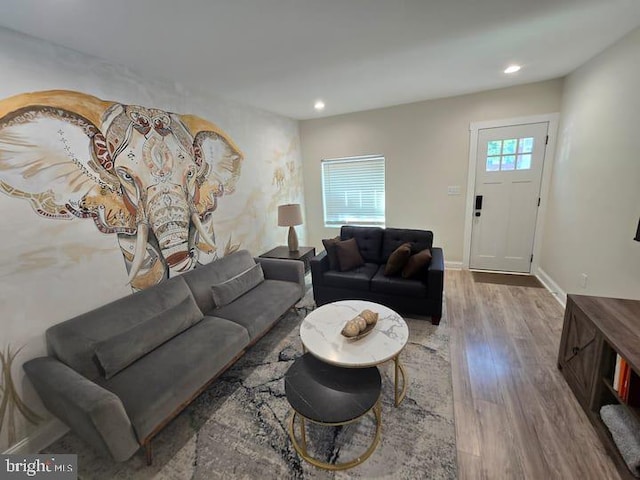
[0,0,639,119]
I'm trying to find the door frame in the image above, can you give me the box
[462,113,560,273]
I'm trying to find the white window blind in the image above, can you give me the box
[321,155,385,227]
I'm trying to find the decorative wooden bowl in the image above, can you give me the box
[343,322,376,341]
[341,309,379,341]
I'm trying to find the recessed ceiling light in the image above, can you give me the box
[314,100,325,111]
[504,65,521,74]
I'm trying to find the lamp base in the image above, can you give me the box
[288,226,299,252]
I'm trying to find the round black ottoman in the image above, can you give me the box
[284,353,382,470]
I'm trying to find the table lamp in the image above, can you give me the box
[278,204,303,252]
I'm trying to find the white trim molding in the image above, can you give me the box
[3,419,68,455]
[462,113,560,272]
[445,260,463,270]
[535,267,567,307]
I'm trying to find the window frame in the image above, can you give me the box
[321,154,386,228]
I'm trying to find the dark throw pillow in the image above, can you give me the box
[402,248,433,279]
[384,242,412,276]
[335,238,365,271]
[322,236,341,270]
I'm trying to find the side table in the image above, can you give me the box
[259,246,316,274]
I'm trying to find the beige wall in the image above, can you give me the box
[300,80,564,262]
[541,28,640,299]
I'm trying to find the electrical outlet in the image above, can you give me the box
[447,186,461,195]
[581,273,588,289]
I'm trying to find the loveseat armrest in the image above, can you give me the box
[310,250,330,287]
[23,357,139,462]
[427,247,445,323]
[255,257,305,298]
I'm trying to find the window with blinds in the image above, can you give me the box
[321,155,385,227]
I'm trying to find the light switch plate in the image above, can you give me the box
[447,186,461,195]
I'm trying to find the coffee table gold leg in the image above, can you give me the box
[394,355,408,406]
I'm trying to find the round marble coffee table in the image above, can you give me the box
[300,300,409,406]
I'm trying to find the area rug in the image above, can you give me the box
[46,301,457,479]
[471,271,543,288]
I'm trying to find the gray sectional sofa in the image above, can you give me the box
[23,250,304,463]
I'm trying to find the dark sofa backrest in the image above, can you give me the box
[381,228,433,262]
[340,226,384,263]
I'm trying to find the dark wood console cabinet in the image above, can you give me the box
[559,294,640,480]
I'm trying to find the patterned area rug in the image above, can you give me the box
[46,299,457,479]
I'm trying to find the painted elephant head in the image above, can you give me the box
[0,90,242,290]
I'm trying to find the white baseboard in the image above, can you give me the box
[3,419,68,455]
[535,267,567,307]
[445,261,463,270]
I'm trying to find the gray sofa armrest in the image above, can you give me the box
[255,257,305,298]
[23,357,139,462]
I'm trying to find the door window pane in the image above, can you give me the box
[518,137,534,153]
[503,139,517,155]
[517,154,532,170]
[487,140,502,156]
[486,136,536,172]
[501,155,516,170]
[486,156,501,171]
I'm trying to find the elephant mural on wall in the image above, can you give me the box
[0,90,243,290]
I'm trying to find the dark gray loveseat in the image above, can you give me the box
[23,250,304,463]
[310,226,444,324]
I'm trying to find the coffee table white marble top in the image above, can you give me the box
[300,300,409,368]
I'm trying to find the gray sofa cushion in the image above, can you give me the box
[46,277,198,381]
[323,263,378,291]
[95,295,204,379]
[99,316,250,441]
[181,250,256,314]
[210,279,300,339]
[371,265,428,297]
[211,263,264,307]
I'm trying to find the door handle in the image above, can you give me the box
[475,195,483,210]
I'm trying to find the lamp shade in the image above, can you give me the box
[278,204,303,226]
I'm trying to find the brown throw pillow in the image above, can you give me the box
[384,242,412,276]
[335,238,365,271]
[322,236,341,270]
[402,248,433,279]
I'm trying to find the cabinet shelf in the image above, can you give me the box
[601,377,640,425]
[559,294,640,480]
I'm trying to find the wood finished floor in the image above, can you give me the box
[447,269,621,480]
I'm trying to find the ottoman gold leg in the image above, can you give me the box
[287,403,382,471]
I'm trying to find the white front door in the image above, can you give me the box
[469,122,548,272]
